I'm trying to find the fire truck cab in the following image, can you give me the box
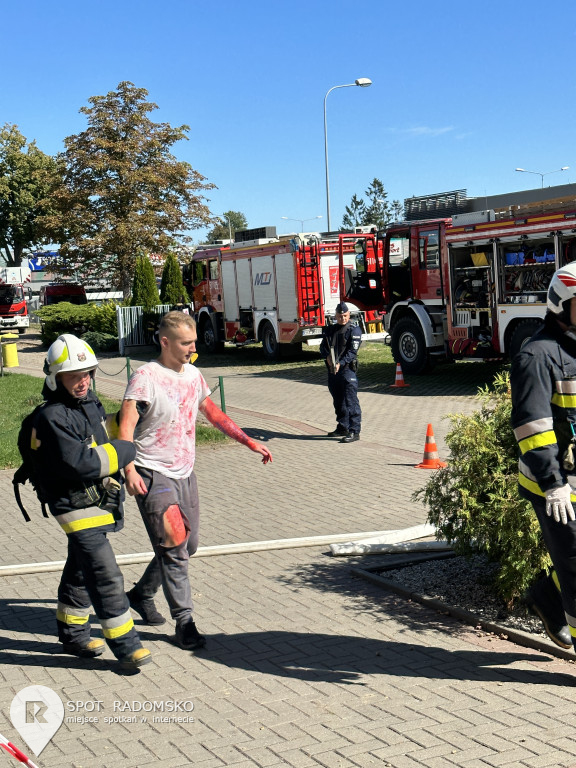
[340,209,576,374]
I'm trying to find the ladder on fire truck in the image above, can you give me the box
[296,242,322,325]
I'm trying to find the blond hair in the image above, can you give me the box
[158,311,196,337]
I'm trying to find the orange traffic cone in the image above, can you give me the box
[415,423,447,469]
[389,362,409,388]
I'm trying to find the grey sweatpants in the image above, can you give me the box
[133,467,200,625]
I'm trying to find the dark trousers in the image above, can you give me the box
[57,527,141,659]
[327,367,361,434]
[532,497,576,649]
[133,467,200,626]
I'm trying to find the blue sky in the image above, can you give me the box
[2,0,575,242]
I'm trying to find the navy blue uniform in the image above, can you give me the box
[510,315,576,649]
[34,383,143,660]
[320,322,362,435]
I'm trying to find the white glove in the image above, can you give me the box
[545,484,576,525]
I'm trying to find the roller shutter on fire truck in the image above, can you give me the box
[221,261,239,318]
[275,254,298,320]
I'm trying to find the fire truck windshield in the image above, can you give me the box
[0,285,23,304]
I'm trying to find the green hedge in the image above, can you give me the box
[414,370,550,606]
[37,301,120,346]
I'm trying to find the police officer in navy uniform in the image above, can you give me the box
[320,302,362,443]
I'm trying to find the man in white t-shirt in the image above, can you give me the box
[119,311,272,650]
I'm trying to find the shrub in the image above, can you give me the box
[81,331,118,353]
[131,255,159,309]
[37,303,96,344]
[160,252,188,305]
[414,370,550,606]
[90,301,119,336]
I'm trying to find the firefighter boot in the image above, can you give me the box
[62,638,105,658]
[119,647,153,670]
[525,573,572,649]
[175,620,207,651]
[127,587,166,626]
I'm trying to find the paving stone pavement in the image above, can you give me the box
[1,337,576,768]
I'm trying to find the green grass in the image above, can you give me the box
[0,373,45,468]
[0,373,227,470]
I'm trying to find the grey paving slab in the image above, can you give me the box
[1,337,576,768]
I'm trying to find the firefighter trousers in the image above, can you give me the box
[132,467,200,626]
[531,497,576,650]
[57,526,142,660]
[327,367,361,434]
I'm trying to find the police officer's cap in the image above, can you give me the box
[335,302,349,314]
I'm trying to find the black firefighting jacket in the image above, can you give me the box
[510,314,576,503]
[320,321,362,371]
[33,381,136,531]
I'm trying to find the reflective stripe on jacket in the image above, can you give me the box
[510,317,576,502]
[34,385,135,522]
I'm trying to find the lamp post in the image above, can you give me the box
[515,166,569,188]
[324,78,372,232]
[281,215,322,231]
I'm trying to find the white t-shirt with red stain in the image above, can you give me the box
[124,360,211,479]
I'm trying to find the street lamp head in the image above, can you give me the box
[515,168,525,172]
[562,166,570,171]
[355,78,372,87]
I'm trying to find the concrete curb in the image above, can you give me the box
[352,561,576,663]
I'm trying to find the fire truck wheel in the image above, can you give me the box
[508,318,543,361]
[390,317,431,375]
[200,316,224,353]
[261,322,281,361]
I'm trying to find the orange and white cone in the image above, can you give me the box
[415,423,447,469]
[389,362,409,388]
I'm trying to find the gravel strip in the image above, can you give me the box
[376,554,547,639]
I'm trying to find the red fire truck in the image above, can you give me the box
[183,227,386,359]
[0,266,32,333]
[340,208,576,373]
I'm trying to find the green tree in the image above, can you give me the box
[131,255,159,309]
[160,251,188,304]
[0,124,60,266]
[341,178,404,231]
[341,194,367,230]
[43,81,215,298]
[206,210,248,243]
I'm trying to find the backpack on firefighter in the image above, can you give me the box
[12,403,50,522]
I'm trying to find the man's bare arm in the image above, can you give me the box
[199,397,272,464]
[118,399,148,495]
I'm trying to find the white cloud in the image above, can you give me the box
[403,126,455,137]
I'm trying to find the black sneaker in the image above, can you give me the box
[340,432,360,443]
[327,426,349,437]
[525,573,572,649]
[127,588,166,626]
[175,620,206,650]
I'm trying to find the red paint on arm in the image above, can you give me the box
[199,397,272,463]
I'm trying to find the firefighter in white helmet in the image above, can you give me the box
[510,262,576,651]
[33,334,151,669]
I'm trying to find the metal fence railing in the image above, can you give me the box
[116,305,172,355]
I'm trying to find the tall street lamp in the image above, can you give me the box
[324,78,372,232]
[515,166,569,188]
[281,215,322,231]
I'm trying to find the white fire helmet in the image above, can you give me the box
[547,262,576,322]
[43,334,98,391]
